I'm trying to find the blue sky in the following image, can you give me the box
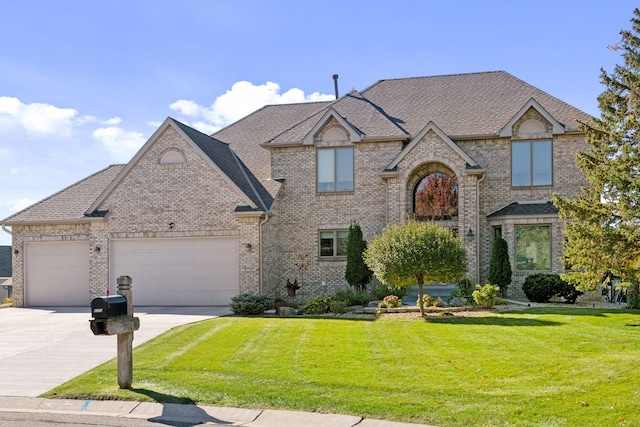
[0,1,635,245]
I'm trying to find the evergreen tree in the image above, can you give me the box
[487,237,512,297]
[553,8,640,308]
[345,221,373,292]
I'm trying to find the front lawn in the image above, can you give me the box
[45,307,640,426]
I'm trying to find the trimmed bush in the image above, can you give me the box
[301,296,333,314]
[473,284,500,308]
[522,274,583,304]
[230,293,275,315]
[379,295,403,308]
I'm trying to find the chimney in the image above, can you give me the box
[333,74,339,99]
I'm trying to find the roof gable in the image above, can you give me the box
[1,164,125,225]
[498,98,565,137]
[87,118,272,214]
[386,121,481,170]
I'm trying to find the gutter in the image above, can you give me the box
[1,225,11,236]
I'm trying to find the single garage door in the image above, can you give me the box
[24,241,90,307]
[110,237,239,306]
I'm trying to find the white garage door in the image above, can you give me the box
[24,241,90,307]
[110,237,239,306]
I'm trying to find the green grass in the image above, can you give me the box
[44,308,640,426]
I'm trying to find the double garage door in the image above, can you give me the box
[24,237,239,307]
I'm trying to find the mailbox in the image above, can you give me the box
[91,295,127,319]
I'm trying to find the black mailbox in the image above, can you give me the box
[91,295,127,319]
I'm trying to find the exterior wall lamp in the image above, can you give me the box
[465,228,474,240]
[94,245,101,253]
[168,222,175,229]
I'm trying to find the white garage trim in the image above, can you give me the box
[24,241,90,307]
[109,237,239,306]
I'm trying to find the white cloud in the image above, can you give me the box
[169,81,334,132]
[0,96,77,137]
[93,126,147,162]
[9,197,37,213]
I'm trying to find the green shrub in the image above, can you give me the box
[379,295,403,308]
[333,288,370,306]
[472,284,500,308]
[1,297,12,305]
[330,299,348,314]
[302,296,333,314]
[368,282,407,301]
[522,274,583,304]
[449,278,474,302]
[416,294,444,307]
[230,293,275,315]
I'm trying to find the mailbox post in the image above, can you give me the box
[117,276,134,389]
[89,275,140,390]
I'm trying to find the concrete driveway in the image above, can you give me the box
[0,306,230,396]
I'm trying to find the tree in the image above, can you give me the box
[487,237,512,297]
[363,219,467,316]
[553,8,640,308]
[345,221,373,292]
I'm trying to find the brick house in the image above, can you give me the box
[1,71,591,307]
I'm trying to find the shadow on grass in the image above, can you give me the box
[132,388,235,426]
[424,315,562,327]
[512,307,636,317]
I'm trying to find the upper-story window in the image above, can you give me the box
[512,140,552,186]
[160,149,186,165]
[413,172,458,220]
[317,147,354,192]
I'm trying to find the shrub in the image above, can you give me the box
[333,288,370,306]
[416,294,444,308]
[488,237,512,297]
[368,282,407,301]
[522,274,583,304]
[302,296,333,314]
[450,278,474,301]
[345,221,373,292]
[330,300,348,314]
[230,293,275,315]
[379,295,403,308]
[472,284,500,308]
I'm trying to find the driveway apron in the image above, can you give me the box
[0,306,230,396]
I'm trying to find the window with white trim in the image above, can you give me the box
[511,140,552,186]
[319,230,349,257]
[317,147,354,192]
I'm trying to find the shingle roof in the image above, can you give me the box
[213,72,591,181]
[1,165,125,224]
[0,246,11,277]
[213,101,331,196]
[172,119,272,211]
[487,201,559,218]
[360,71,591,137]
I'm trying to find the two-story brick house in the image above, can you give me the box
[1,71,591,307]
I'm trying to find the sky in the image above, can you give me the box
[0,0,635,246]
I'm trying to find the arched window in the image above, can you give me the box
[413,172,458,221]
[160,149,185,165]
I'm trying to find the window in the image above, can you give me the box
[317,147,354,192]
[512,140,552,186]
[515,225,551,271]
[160,149,185,165]
[413,172,458,220]
[319,230,348,257]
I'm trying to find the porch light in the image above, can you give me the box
[465,228,474,240]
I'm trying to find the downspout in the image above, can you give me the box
[258,214,270,293]
[476,173,486,284]
[1,225,11,237]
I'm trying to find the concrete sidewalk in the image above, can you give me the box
[0,396,435,426]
